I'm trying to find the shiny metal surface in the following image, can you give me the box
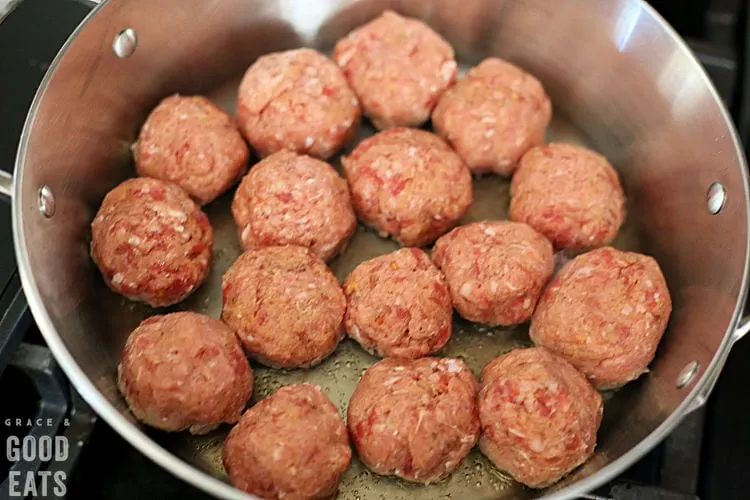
[9,0,750,499]
[38,185,55,217]
[0,170,11,199]
[707,181,728,214]
[0,0,22,24]
[676,360,700,389]
[112,28,137,58]
[733,315,750,341]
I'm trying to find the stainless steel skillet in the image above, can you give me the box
[2,0,750,498]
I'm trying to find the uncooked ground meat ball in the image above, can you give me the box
[223,383,351,500]
[343,248,452,359]
[133,94,249,205]
[530,247,672,389]
[347,357,479,483]
[221,246,345,369]
[237,48,360,159]
[478,347,603,488]
[117,312,253,435]
[432,58,551,175]
[333,10,457,129]
[432,221,554,326]
[231,150,356,262]
[341,127,472,247]
[90,177,213,307]
[509,142,626,250]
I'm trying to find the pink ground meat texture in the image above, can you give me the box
[341,127,472,247]
[236,48,360,160]
[509,142,626,250]
[333,10,457,129]
[117,312,253,435]
[221,246,346,369]
[231,150,356,262]
[223,383,351,500]
[530,247,672,389]
[343,248,452,359]
[133,94,249,206]
[90,177,213,308]
[347,357,479,484]
[478,347,603,488]
[432,221,554,326]
[432,57,552,176]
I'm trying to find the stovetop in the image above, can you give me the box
[1,0,750,499]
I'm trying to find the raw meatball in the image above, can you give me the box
[347,357,479,483]
[343,248,452,359]
[341,127,472,247]
[231,150,356,262]
[117,312,253,435]
[478,347,603,488]
[432,58,551,175]
[333,10,457,129]
[432,221,554,326]
[90,177,213,307]
[223,383,351,500]
[133,94,249,205]
[237,48,360,159]
[509,142,626,250]
[221,246,345,369]
[530,247,672,389]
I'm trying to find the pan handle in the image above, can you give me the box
[686,313,750,414]
[0,169,12,199]
[732,314,750,343]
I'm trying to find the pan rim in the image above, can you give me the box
[11,0,750,499]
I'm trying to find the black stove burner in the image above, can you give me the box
[1,0,749,499]
[0,319,97,500]
[0,344,97,500]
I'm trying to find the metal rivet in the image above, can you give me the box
[706,182,726,214]
[677,361,700,389]
[113,28,138,58]
[38,185,55,217]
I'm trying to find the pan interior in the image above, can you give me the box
[16,1,748,499]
